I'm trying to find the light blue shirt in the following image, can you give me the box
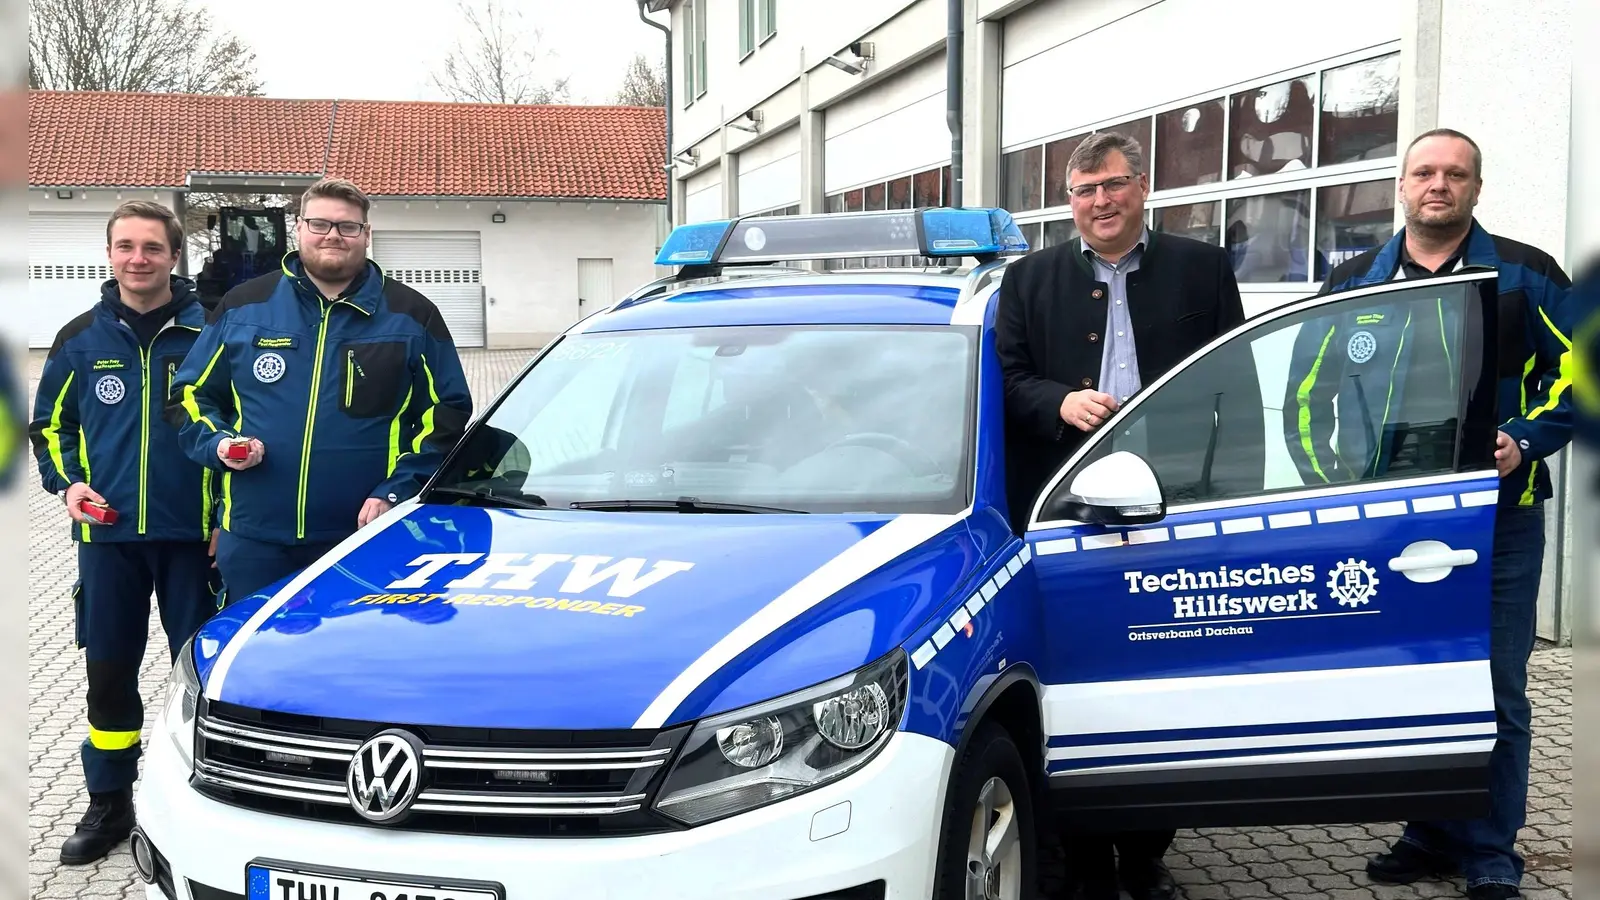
[1083,228,1148,405]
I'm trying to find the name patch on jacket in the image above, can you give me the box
[92,358,128,371]
[254,336,299,349]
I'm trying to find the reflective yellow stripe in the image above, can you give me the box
[42,371,75,485]
[1296,326,1336,483]
[1437,299,1454,396]
[78,428,92,543]
[181,344,227,432]
[202,468,214,538]
[88,727,140,750]
[1516,354,1537,506]
[412,355,439,453]
[1525,307,1573,422]
[388,383,414,476]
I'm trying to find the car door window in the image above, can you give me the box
[1046,276,1495,513]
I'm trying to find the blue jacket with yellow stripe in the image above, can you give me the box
[28,278,217,542]
[167,253,473,545]
[1289,220,1578,508]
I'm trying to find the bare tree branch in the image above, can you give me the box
[431,0,570,105]
[28,0,263,95]
[614,53,666,107]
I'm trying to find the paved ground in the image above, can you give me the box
[27,349,1573,900]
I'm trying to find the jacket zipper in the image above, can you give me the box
[346,349,355,408]
[138,343,151,535]
[299,301,333,540]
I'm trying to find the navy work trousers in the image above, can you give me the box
[76,540,219,794]
[1399,502,1546,890]
[215,529,342,603]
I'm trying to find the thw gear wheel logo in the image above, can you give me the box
[1327,558,1379,608]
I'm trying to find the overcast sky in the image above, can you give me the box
[198,0,668,105]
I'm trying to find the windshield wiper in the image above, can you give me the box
[426,485,550,510]
[567,498,807,514]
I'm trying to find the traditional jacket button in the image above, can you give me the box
[1092,289,1105,300]
[1088,332,1099,342]
[1081,378,1093,387]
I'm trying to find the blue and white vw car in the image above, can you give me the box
[136,207,1507,900]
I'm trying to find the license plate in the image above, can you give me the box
[247,861,503,900]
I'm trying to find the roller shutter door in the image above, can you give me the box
[28,213,112,348]
[371,232,485,348]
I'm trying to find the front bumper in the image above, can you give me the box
[134,723,955,900]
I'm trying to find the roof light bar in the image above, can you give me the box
[653,207,1029,268]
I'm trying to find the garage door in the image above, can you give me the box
[28,212,111,349]
[371,231,485,348]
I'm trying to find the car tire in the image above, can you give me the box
[932,721,1037,900]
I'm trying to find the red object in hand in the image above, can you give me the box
[225,438,251,460]
[82,501,118,525]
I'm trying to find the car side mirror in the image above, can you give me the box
[1049,451,1166,526]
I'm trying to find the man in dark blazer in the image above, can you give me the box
[995,132,1246,900]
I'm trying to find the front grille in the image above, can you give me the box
[192,699,689,837]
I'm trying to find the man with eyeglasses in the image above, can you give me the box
[995,131,1245,900]
[168,177,472,602]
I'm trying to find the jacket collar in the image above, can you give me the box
[1359,218,1499,286]
[96,275,205,328]
[280,251,382,315]
[1071,227,1162,276]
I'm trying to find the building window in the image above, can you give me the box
[695,0,709,97]
[682,0,697,105]
[739,0,756,58]
[760,0,777,42]
[1005,50,1401,289]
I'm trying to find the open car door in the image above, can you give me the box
[1024,269,1503,831]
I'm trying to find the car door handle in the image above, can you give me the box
[1387,541,1479,583]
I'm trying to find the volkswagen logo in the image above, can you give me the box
[346,729,424,823]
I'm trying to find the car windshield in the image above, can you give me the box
[434,324,976,514]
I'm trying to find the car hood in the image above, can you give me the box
[197,502,977,730]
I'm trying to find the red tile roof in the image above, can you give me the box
[28,90,667,201]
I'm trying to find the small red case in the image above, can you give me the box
[82,501,118,525]
[225,438,251,460]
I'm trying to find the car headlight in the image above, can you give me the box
[654,649,908,826]
[160,636,201,771]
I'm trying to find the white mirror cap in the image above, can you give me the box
[1068,450,1161,509]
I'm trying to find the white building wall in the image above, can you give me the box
[737,126,802,214]
[824,51,950,192]
[367,200,661,349]
[683,166,725,222]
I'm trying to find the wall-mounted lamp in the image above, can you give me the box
[728,110,763,133]
[55,189,72,200]
[823,41,874,76]
[674,149,700,166]
[491,212,506,223]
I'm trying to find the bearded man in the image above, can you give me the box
[169,178,472,600]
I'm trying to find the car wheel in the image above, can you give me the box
[932,722,1037,900]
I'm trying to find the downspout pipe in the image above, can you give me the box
[946,0,963,208]
[637,1,673,224]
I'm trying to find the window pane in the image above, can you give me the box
[1043,217,1079,249]
[1054,278,1481,507]
[761,0,776,38]
[1316,179,1395,279]
[843,190,863,212]
[1226,190,1310,283]
[913,169,942,207]
[1044,136,1084,208]
[888,177,912,210]
[1018,222,1042,252]
[826,193,845,213]
[1320,53,1400,165]
[1154,201,1221,245]
[1155,99,1224,190]
[1002,147,1043,212]
[1230,75,1316,179]
[864,182,887,211]
[1101,117,1153,162]
[740,0,754,55]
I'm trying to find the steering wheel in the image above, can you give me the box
[822,432,946,479]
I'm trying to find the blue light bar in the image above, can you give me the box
[651,207,1029,268]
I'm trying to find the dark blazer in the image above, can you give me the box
[995,230,1246,531]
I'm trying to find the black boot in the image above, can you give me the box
[59,789,134,865]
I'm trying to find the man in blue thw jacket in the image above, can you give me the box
[1284,130,1585,900]
[168,178,472,601]
[29,201,222,865]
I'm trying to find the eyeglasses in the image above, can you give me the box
[1068,175,1136,200]
[302,217,368,237]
